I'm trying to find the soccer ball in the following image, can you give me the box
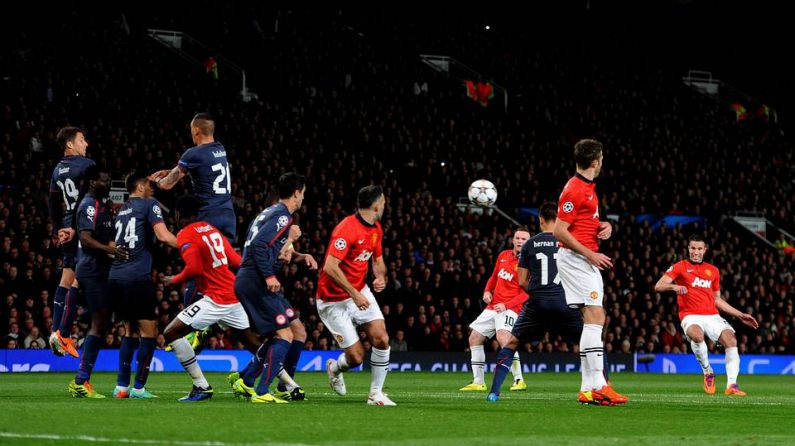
[468,179,498,207]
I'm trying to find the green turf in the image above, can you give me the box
[1,372,793,445]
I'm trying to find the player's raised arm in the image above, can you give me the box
[151,166,185,190]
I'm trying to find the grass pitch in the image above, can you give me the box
[1,372,793,445]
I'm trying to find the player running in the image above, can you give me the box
[553,139,627,406]
[48,126,95,358]
[486,203,588,401]
[654,234,758,395]
[460,227,530,393]
[68,166,128,398]
[319,185,394,406]
[232,173,317,404]
[110,171,178,399]
[161,195,254,402]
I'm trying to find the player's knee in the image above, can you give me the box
[346,345,366,366]
[721,334,737,348]
[468,331,483,346]
[276,328,294,343]
[373,334,389,350]
[505,336,520,350]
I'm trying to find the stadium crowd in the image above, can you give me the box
[1,8,792,356]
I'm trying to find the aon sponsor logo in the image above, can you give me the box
[354,251,373,262]
[498,268,514,281]
[691,277,712,288]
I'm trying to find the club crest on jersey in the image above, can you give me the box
[562,201,574,213]
[691,277,712,288]
[152,205,162,216]
[334,334,344,344]
[705,269,713,277]
[334,238,347,251]
[86,205,96,219]
[277,215,289,230]
[372,233,378,244]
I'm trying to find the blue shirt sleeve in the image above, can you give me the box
[251,211,292,277]
[519,241,533,269]
[178,148,198,171]
[76,200,97,232]
[147,200,166,227]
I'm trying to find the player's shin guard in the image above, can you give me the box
[255,339,291,395]
[133,337,157,390]
[171,337,209,388]
[690,340,713,374]
[117,337,139,387]
[242,343,268,387]
[725,347,740,387]
[52,286,68,333]
[490,347,515,395]
[370,347,390,394]
[75,334,101,385]
[582,324,607,390]
[470,345,486,385]
[510,351,523,381]
[277,340,304,392]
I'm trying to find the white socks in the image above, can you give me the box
[170,338,209,388]
[278,368,298,391]
[470,345,485,385]
[370,347,390,394]
[690,340,713,374]
[725,347,740,387]
[581,324,606,390]
[332,352,350,375]
[511,351,523,381]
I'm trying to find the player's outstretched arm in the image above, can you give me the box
[168,244,203,286]
[714,292,759,329]
[553,219,612,269]
[153,222,178,248]
[152,166,185,190]
[654,275,687,295]
[323,256,369,309]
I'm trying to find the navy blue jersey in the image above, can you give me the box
[75,193,115,278]
[238,203,293,280]
[49,155,96,229]
[109,197,165,281]
[178,142,234,212]
[519,232,565,299]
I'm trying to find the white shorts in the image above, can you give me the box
[316,286,384,349]
[557,248,604,307]
[177,296,250,330]
[469,309,519,338]
[681,314,735,343]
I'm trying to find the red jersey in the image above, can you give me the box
[484,249,529,314]
[664,260,720,320]
[317,214,383,302]
[171,221,241,305]
[557,173,600,252]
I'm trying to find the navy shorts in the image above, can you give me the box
[61,238,78,269]
[235,278,296,336]
[110,279,157,322]
[512,297,583,343]
[76,275,111,314]
[199,208,237,243]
